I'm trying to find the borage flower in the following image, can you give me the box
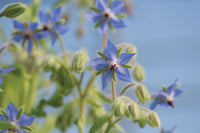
[39,7,68,46]
[0,67,14,84]
[161,126,176,133]
[86,0,126,34]
[0,102,35,133]
[12,20,42,55]
[150,79,184,110]
[88,40,135,89]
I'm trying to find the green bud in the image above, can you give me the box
[1,3,26,18]
[133,64,145,82]
[17,107,24,120]
[138,111,148,128]
[113,101,125,117]
[124,104,132,118]
[126,45,137,60]
[72,49,89,73]
[135,84,150,104]
[128,102,140,120]
[147,112,161,128]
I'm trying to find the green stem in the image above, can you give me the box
[105,117,123,133]
[120,83,136,96]
[102,33,107,51]
[111,80,116,101]
[83,71,96,96]
[0,21,7,42]
[140,107,152,113]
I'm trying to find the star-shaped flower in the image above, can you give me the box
[0,67,15,84]
[150,79,184,110]
[88,40,135,89]
[0,102,35,133]
[12,20,42,55]
[39,7,68,46]
[86,0,126,34]
[161,126,176,133]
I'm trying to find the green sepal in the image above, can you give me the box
[0,108,9,119]
[121,64,132,68]
[115,14,127,18]
[0,121,16,129]
[17,106,24,120]
[94,19,103,29]
[108,21,114,32]
[20,126,33,131]
[97,51,108,60]
[162,85,168,93]
[116,47,123,58]
[90,7,101,12]
[112,71,116,82]
[96,68,107,76]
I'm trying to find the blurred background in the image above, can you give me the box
[0,0,200,133]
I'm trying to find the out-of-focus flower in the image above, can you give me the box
[12,20,42,55]
[161,126,176,133]
[0,102,35,133]
[86,0,126,34]
[39,7,68,46]
[88,40,135,89]
[0,67,15,84]
[150,79,184,110]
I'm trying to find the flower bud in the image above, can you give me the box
[133,64,145,82]
[138,111,147,128]
[113,101,125,117]
[124,104,132,118]
[147,112,161,128]
[135,84,150,104]
[126,45,137,60]
[72,49,89,73]
[1,3,26,18]
[128,102,140,120]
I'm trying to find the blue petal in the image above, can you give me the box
[0,115,8,122]
[12,34,24,42]
[160,101,170,108]
[39,11,49,24]
[110,0,125,14]
[33,33,42,40]
[103,40,118,61]
[150,99,163,110]
[110,17,126,29]
[42,31,50,38]
[17,114,35,126]
[98,20,109,34]
[117,53,135,65]
[88,58,109,70]
[173,88,184,97]
[0,76,2,84]
[27,39,33,55]
[0,67,15,74]
[96,0,108,11]
[13,20,25,31]
[29,22,38,31]
[116,66,131,82]
[16,129,26,133]
[0,129,8,133]
[5,102,18,121]
[85,12,102,23]
[53,25,68,35]
[51,33,57,46]
[50,7,61,23]
[102,70,113,89]
[155,90,167,99]
[167,79,178,94]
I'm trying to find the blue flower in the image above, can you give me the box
[86,0,126,34]
[39,7,68,46]
[162,126,176,133]
[0,102,35,133]
[150,79,184,110]
[88,40,135,89]
[12,20,42,55]
[0,67,15,84]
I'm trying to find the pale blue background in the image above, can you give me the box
[0,0,200,133]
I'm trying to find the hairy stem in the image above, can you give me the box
[105,117,123,133]
[102,33,107,51]
[120,83,136,96]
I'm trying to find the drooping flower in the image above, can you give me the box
[12,20,42,55]
[0,102,35,133]
[88,40,135,89]
[86,0,126,34]
[150,79,184,110]
[39,7,68,46]
[0,67,15,84]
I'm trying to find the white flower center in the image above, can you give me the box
[109,61,118,71]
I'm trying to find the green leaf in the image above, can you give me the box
[89,89,112,104]
[89,114,111,133]
[0,121,15,129]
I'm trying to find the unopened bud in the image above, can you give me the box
[135,84,150,104]
[1,3,26,18]
[126,45,137,60]
[138,111,147,128]
[72,49,89,73]
[133,64,145,82]
[147,112,161,128]
[124,104,132,118]
[113,101,125,117]
[128,102,140,120]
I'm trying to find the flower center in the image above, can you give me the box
[8,122,17,132]
[23,28,33,39]
[103,10,112,20]
[109,61,118,71]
